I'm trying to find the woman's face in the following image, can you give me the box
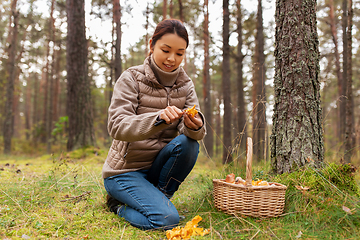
[150,33,187,72]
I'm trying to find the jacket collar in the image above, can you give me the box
[143,56,190,88]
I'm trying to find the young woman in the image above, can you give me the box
[102,19,206,230]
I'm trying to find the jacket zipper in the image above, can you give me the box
[166,88,170,106]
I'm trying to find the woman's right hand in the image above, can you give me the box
[159,106,184,124]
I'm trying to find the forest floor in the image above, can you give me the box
[0,146,359,239]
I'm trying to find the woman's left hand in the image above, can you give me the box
[183,112,203,130]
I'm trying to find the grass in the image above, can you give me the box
[0,146,359,239]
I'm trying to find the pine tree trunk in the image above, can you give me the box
[42,34,50,144]
[32,74,39,143]
[53,39,62,123]
[340,0,348,146]
[3,0,18,154]
[178,0,184,22]
[344,0,354,163]
[163,0,167,20]
[25,74,31,140]
[328,0,343,143]
[113,0,122,81]
[222,0,232,164]
[236,0,247,156]
[271,0,324,173]
[169,0,173,18]
[66,0,95,151]
[47,0,56,153]
[145,3,150,57]
[252,0,266,162]
[216,99,221,156]
[203,0,213,157]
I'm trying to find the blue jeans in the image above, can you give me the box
[104,134,199,230]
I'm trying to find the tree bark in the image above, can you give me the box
[163,0,167,20]
[3,0,18,154]
[169,0,173,18]
[203,0,213,157]
[340,0,348,146]
[32,73,40,143]
[66,0,95,151]
[328,0,343,143]
[222,0,232,164]
[271,0,324,173]
[344,0,354,163]
[252,0,267,162]
[113,0,122,81]
[53,36,62,123]
[178,0,184,22]
[145,3,150,57]
[236,0,247,156]
[47,0,56,153]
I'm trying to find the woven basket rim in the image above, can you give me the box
[213,178,287,190]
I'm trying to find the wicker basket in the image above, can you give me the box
[213,138,287,218]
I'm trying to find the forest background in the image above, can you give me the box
[1,0,360,239]
[1,0,360,166]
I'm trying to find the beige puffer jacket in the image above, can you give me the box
[102,57,206,179]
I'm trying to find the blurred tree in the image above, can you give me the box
[202,0,213,157]
[113,0,122,81]
[252,0,266,162]
[163,0,167,19]
[222,0,232,164]
[66,0,95,150]
[235,0,247,157]
[344,0,354,163]
[45,0,56,153]
[271,0,324,173]
[328,0,343,143]
[339,0,348,147]
[3,0,18,154]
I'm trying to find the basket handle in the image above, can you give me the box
[246,137,253,187]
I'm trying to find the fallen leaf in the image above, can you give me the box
[295,231,303,239]
[342,206,353,215]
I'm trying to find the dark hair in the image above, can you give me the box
[151,19,189,49]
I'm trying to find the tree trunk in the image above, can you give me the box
[216,97,221,156]
[53,37,62,123]
[222,0,232,164]
[178,0,184,22]
[42,31,50,144]
[169,0,173,18]
[163,0,167,20]
[344,0,354,163]
[32,73,39,143]
[271,0,324,174]
[340,0,348,146]
[113,0,122,81]
[252,0,266,162]
[328,0,343,144]
[236,0,247,156]
[66,0,95,151]
[47,0,56,153]
[25,75,32,140]
[202,0,213,157]
[3,0,18,154]
[145,3,150,57]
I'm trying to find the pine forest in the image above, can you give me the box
[1,0,360,167]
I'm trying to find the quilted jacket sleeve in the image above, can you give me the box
[107,71,168,142]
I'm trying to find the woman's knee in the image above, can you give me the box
[176,134,199,155]
[153,210,179,230]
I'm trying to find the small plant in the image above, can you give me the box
[51,116,69,150]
